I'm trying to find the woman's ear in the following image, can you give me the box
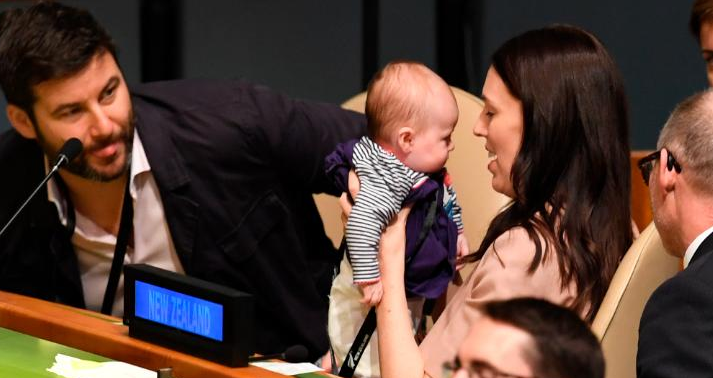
[396,127,415,153]
[6,104,37,139]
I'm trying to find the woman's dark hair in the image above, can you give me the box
[467,25,632,323]
[481,298,604,378]
[0,1,117,120]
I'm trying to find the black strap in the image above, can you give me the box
[101,178,133,315]
[60,176,133,314]
[338,307,376,377]
[405,197,439,266]
[338,195,439,377]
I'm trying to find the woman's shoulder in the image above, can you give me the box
[463,226,576,310]
[491,226,534,245]
[485,226,546,267]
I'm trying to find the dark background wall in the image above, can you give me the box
[0,0,705,149]
[476,0,705,149]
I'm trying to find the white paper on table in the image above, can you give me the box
[46,353,155,378]
[250,361,324,375]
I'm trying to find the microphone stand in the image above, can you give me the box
[0,138,82,238]
[0,163,63,238]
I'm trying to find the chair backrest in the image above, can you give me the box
[591,222,680,378]
[630,150,654,231]
[313,87,510,250]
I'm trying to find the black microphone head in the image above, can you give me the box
[283,345,309,363]
[54,138,83,166]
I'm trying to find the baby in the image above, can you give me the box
[326,61,468,377]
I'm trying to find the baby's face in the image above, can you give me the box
[401,93,458,173]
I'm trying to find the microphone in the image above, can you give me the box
[53,137,83,168]
[0,138,83,238]
[248,345,309,363]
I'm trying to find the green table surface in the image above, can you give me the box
[0,326,325,378]
[0,326,111,377]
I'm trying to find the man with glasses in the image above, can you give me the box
[442,297,603,378]
[637,90,713,378]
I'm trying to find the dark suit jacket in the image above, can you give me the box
[637,231,713,377]
[0,79,365,360]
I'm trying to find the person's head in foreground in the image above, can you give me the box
[443,297,604,378]
[471,24,633,322]
[365,61,459,174]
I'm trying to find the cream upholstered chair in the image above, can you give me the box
[591,222,680,378]
[314,87,510,252]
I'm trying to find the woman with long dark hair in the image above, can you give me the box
[367,25,633,378]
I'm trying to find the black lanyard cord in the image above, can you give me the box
[100,178,133,315]
[61,176,133,315]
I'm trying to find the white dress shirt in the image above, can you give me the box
[683,225,713,269]
[48,131,184,316]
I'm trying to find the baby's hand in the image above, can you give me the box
[359,280,383,306]
[456,233,470,271]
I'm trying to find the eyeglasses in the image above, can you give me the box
[637,149,682,186]
[442,357,535,378]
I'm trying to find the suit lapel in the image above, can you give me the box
[133,98,199,271]
[22,140,85,306]
[161,194,198,271]
[689,231,713,267]
[49,219,85,307]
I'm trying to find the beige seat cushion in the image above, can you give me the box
[591,222,680,378]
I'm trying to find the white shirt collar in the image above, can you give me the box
[683,225,713,268]
[130,130,151,196]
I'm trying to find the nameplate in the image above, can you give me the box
[123,264,253,366]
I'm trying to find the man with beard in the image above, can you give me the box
[0,1,364,361]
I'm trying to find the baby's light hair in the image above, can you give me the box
[365,61,443,142]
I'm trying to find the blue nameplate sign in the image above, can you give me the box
[124,264,253,366]
[134,280,224,341]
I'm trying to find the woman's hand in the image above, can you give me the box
[378,205,411,275]
[376,204,425,378]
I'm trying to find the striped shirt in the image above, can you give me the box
[347,136,463,284]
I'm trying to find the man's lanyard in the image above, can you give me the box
[61,176,133,315]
